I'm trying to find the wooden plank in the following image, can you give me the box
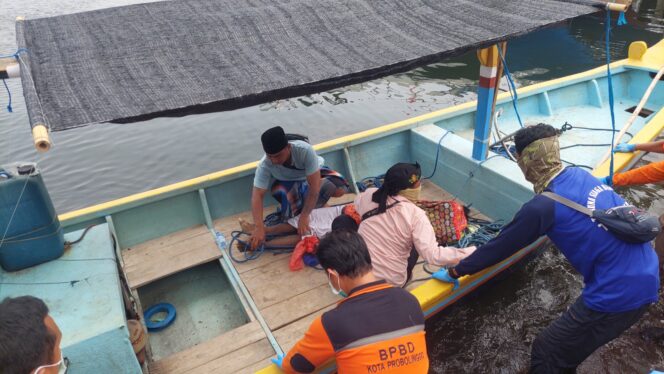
[131,224,210,252]
[122,225,221,289]
[262,283,340,330]
[190,339,275,374]
[273,305,335,353]
[149,321,266,374]
[241,256,328,309]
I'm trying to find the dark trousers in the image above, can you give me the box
[530,296,648,374]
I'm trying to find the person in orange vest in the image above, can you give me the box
[270,230,429,373]
[598,140,664,269]
[598,141,664,186]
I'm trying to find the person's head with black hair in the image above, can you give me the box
[514,123,563,193]
[331,214,359,232]
[316,230,377,297]
[0,296,64,374]
[371,162,421,214]
[514,123,559,155]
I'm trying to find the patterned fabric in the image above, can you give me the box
[271,167,348,219]
[516,136,563,194]
[415,200,468,245]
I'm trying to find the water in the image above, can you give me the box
[0,1,663,372]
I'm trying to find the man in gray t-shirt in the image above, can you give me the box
[250,126,348,249]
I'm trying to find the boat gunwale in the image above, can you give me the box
[58,59,646,227]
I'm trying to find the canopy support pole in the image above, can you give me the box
[472,43,504,161]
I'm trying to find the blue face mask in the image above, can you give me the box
[327,271,348,298]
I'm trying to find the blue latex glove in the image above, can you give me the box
[614,143,636,153]
[597,175,612,186]
[271,353,284,369]
[432,268,460,290]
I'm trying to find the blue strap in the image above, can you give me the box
[497,47,524,128]
[605,10,617,184]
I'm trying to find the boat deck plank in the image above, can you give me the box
[122,224,220,289]
[149,320,268,374]
[144,181,482,372]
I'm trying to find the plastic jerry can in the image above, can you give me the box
[0,163,65,271]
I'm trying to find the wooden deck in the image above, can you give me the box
[138,181,483,373]
[122,224,221,289]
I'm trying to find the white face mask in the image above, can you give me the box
[327,271,348,298]
[34,353,67,374]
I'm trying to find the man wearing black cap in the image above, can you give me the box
[251,126,348,249]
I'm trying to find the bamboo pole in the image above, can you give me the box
[596,64,664,168]
[32,124,51,152]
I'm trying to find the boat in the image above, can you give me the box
[1,0,662,373]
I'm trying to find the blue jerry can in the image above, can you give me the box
[0,163,65,271]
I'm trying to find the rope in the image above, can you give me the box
[423,131,454,180]
[2,79,11,112]
[0,176,30,253]
[605,10,617,185]
[227,231,294,263]
[0,49,28,113]
[497,47,524,128]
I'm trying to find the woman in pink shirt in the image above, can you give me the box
[354,163,476,287]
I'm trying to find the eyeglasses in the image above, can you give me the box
[34,355,68,374]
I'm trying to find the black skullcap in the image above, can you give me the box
[384,162,421,191]
[261,126,289,154]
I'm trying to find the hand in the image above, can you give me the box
[597,175,612,186]
[432,268,460,290]
[250,226,266,250]
[614,143,636,153]
[298,215,311,236]
[271,354,284,369]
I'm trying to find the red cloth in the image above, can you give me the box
[289,235,320,271]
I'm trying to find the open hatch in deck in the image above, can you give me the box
[136,180,485,373]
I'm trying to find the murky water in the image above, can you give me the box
[0,1,663,372]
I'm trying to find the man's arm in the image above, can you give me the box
[635,140,664,153]
[250,187,267,250]
[298,171,321,236]
[281,316,335,373]
[452,196,554,277]
[612,160,664,187]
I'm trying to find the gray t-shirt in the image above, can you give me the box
[253,140,324,189]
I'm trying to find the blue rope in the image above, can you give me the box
[0,48,28,113]
[497,47,524,128]
[227,231,294,263]
[605,10,617,185]
[0,48,28,59]
[423,131,454,179]
[2,79,12,113]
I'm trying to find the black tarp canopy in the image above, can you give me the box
[16,0,606,131]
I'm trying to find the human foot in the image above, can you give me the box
[239,218,256,233]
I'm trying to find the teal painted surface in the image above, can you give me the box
[137,261,248,360]
[347,132,411,181]
[0,165,64,271]
[206,174,254,221]
[0,224,140,373]
[112,191,205,249]
[411,125,532,221]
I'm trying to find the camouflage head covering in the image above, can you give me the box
[516,135,563,193]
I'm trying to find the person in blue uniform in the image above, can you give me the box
[434,123,659,373]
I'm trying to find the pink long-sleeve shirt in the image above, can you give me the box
[354,188,476,287]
